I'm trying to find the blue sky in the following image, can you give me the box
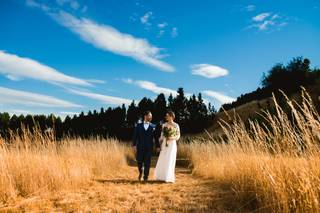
[0,0,319,117]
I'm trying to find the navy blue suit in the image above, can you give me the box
[132,122,160,179]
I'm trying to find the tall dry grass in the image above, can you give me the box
[0,128,127,205]
[187,89,320,212]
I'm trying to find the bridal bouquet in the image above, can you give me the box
[162,125,177,147]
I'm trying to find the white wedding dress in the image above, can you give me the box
[154,122,180,183]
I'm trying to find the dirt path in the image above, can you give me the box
[2,158,232,212]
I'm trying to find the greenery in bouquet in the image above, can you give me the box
[162,125,177,147]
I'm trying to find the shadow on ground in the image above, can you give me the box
[94,178,168,185]
[126,156,191,168]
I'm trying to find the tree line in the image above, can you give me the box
[0,88,216,140]
[1,56,317,141]
[221,57,320,111]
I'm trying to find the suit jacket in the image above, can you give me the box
[132,123,160,152]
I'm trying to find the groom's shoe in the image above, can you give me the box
[143,177,148,182]
[138,173,142,181]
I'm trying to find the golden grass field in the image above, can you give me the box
[1,89,320,212]
[0,134,222,212]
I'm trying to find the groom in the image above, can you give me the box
[132,111,160,182]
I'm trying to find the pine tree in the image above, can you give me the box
[168,94,174,110]
[138,97,154,119]
[153,93,167,123]
[171,88,188,130]
[127,101,139,127]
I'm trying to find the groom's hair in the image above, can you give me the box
[144,110,152,116]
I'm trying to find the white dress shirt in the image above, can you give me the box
[143,122,150,130]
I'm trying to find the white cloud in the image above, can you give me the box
[49,11,174,72]
[157,22,168,37]
[0,86,81,108]
[26,0,49,11]
[3,109,79,119]
[249,12,288,32]
[202,90,235,104]
[59,111,79,116]
[0,50,91,86]
[246,5,256,12]
[67,88,132,105]
[252,13,270,22]
[171,27,178,38]
[86,79,106,84]
[158,22,168,28]
[123,78,211,105]
[56,0,80,10]
[191,64,229,79]
[257,20,274,30]
[135,80,177,96]
[140,11,153,26]
[122,78,133,84]
[124,79,178,96]
[9,109,34,115]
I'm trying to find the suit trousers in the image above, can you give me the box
[137,148,152,179]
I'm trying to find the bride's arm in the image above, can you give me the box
[175,124,181,141]
[159,124,165,142]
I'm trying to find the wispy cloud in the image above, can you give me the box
[0,86,81,108]
[59,111,79,116]
[252,12,270,22]
[191,64,229,79]
[123,78,213,105]
[157,22,168,37]
[0,50,91,86]
[171,27,178,38]
[67,88,132,105]
[56,0,88,12]
[248,12,288,31]
[156,22,177,39]
[26,2,174,72]
[140,11,153,26]
[56,0,80,10]
[2,109,80,118]
[245,5,256,12]
[123,78,177,96]
[122,78,211,104]
[158,22,168,28]
[52,11,174,72]
[8,109,34,115]
[26,0,49,11]
[202,90,235,104]
[129,13,138,22]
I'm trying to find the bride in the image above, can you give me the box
[154,111,180,183]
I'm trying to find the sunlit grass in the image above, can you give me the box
[2,88,320,212]
[185,89,320,212]
[0,130,127,205]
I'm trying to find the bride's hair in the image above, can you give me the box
[167,111,175,119]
